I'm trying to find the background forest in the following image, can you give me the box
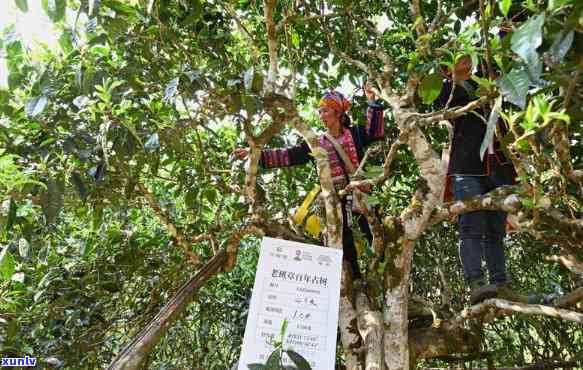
[0,0,582,369]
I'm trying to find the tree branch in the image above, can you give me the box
[137,183,201,264]
[462,298,583,324]
[554,287,583,309]
[546,254,583,276]
[478,0,496,79]
[275,11,346,32]
[222,3,262,61]
[356,290,384,370]
[428,0,444,33]
[410,0,427,36]
[264,0,279,92]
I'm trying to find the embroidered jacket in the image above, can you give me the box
[259,101,385,188]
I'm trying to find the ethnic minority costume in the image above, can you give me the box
[436,79,517,298]
[259,92,385,279]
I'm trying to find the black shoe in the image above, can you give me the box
[470,284,497,305]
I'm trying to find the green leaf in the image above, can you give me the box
[363,165,384,179]
[25,96,49,118]
[265,349,281,370]
[286,350,312,370]
[548,0,572,11]
[0,247,16,281]
[279,319,288,341]
[15,0,28,12]
[5,198,17,236]
[18,238,30,258]
[499,0,511,17]
[291,30,300,48]
[41,178,65,225]
[549,30,574,64]
[418,73,443,105]
[471,75,493,92]
[42,0,67,23]
[102,0,138,16]
[247,364,266,370]
[59,29,74,53]
[479,96,502,160]
[498,69,530,109]
[511,14,545,62]
[367,195,380,206]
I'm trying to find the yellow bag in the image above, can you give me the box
[293,185,321,238]
[304,214,321,239]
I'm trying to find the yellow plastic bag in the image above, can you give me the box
[293,185,321,238]
[304,214,321,238]
[293,185,320,225]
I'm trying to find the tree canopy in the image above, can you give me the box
[0,0,582,369]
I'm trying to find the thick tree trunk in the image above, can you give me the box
[383,240,413,370]
[356,290,384,370]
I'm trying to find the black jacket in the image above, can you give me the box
[436,79,516,182]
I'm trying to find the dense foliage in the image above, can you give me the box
[0,0,581,369]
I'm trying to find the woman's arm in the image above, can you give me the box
[259,141,311,169]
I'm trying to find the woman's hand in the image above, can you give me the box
[364,81,376,102]
[232,148,249,160]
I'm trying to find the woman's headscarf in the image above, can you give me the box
[319,91,350,113]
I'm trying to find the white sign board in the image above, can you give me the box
[238,237,343,370]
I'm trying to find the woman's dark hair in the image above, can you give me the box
[341,112,352,128]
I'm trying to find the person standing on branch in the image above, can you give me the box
[437,55,518,305]
[233,83,385,279]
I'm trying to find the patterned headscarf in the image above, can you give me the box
[319,91,350,113]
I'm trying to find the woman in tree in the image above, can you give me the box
[437,55,518,304]
[233,84,385,279]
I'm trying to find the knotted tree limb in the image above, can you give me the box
[554,287,583,309]
[546,254,583,276]
[408,321,481,364]
[461,298,583,324]
[428,0,444,33]
[241,98,288,206]
[340,137,404,195]
[410,0,427,36]
[429,185,583,247]
[409,96,491,127]
[264,0,279,93]
[552,119,583,184]
[356,290,384,370]
[339,267,364,370]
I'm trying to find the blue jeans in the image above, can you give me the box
[453,175,509,285]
